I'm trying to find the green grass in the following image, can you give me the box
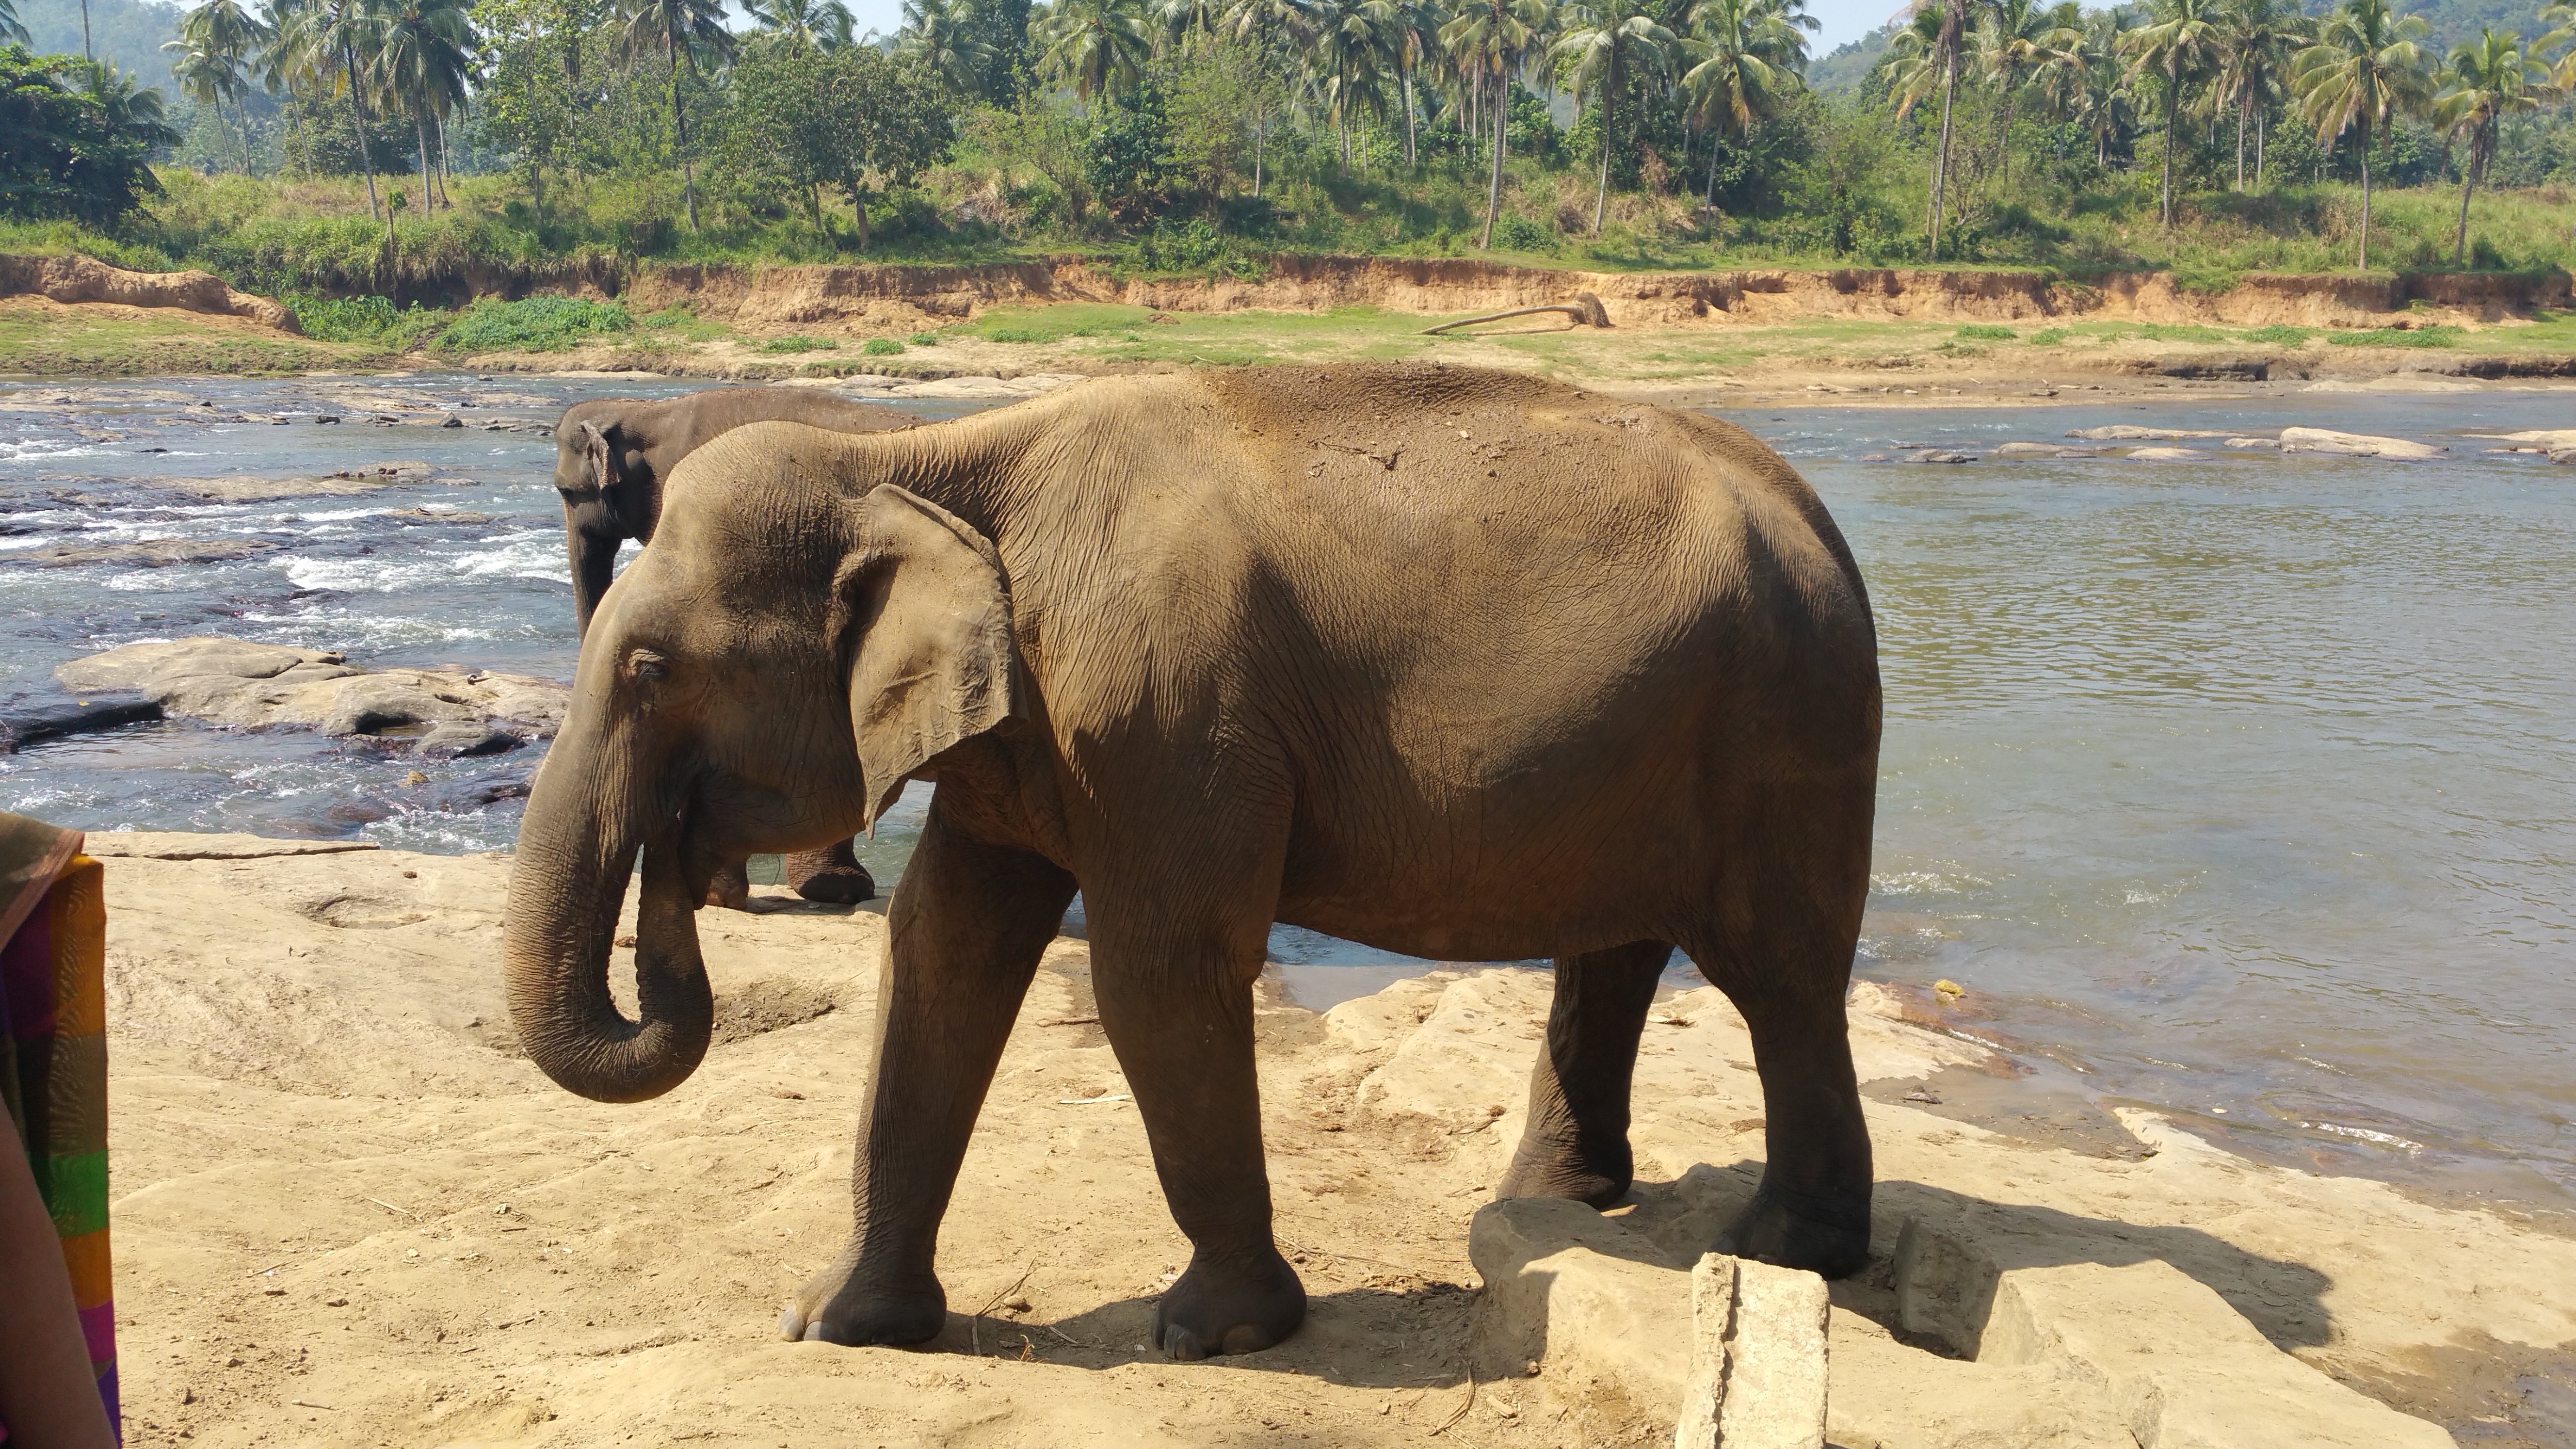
[0,298,373,374]
[2325,324,2465,347]
[438,296,632,352]
[906,331,939,346]
[862,337,903,356]
[1954,324,2017,341]
[2240,324,2314,346]
[758,334,838,354]
[2029,327,2070,345]
[285,293,447,347]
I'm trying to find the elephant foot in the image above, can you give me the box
[1713,1184,1872,1280]
[706,859,754,913]
[1152,1247,1305,1361]
[785,843,875,904]
[1495,1124,1632,1209]
[778,1253,947,1347]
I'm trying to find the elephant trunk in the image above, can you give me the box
[503,743,711,1103]
[568,526,621,638]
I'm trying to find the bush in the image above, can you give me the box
[1955,324,2017,341]
[1493,215,1554,252]
[437,296,632,352]
[861,336,903,355]
[2029,327,2070,345]
[286,293,446,346]
[2240,324,2312,346]
[907,330,939,345]
[759,335,839,353]
[983,325,1054,342]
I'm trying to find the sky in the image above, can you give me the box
[786,0,1900,65]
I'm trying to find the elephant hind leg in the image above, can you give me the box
[1496,939,1675,1208]
[1677,887,1874,1278]
[785,839,875,903]
[780,799,1074,1347]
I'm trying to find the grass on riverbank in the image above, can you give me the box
[0,296,385,375]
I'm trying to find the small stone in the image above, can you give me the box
[1004,1296,1032,1313]
[313,415,340,424]
[440,415,464,428]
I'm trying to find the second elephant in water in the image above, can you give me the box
[504,364,1882,1360]
[550,384,920,904]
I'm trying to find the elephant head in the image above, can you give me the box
[552,405,656,636]
[504,453,1021,1103]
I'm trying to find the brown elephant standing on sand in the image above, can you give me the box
[549,385,918,906]
[504,364,1882,1361]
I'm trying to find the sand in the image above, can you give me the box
[78,833,2576,1448]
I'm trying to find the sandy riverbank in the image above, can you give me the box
[78,831,2576,1448]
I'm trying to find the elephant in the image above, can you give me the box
[503,363,1882,1363]
[550,384,920,906]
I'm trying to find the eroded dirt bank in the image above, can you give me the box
[610,254,2574,331]
[86,832,2576,1449]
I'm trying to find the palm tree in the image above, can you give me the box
[2211,0,2301,188]
[1439,0,1551,247]
[1306,0,1401,171]
[274,0,395,227]
[2120,0,2222,229]
[901,0,996,93]
[614,0,734,230]
[2293,0,2430,269]
[2433,30,2547,268]
[1554,0,1675,234]
[1678,0,1803,208]
[0,0,31,45]
[2537,2,2573,91]
[752,0,859,48]
[373,0,470,210]
[1879,0,1967,258]
[1976,0,2072,193]
[1034,0,1152,100]
[166,0,271,170]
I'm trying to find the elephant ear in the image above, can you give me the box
[578,419,621,494]
[834,485,1019,831]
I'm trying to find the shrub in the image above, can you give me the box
[1494,215,1554,252]
[862,337,903,355]
[983,326,1054,342]
[2029,327,2070,345]
[907,331,939,346]
[759,335,839,353]
[2240,324,2313,346]
[1955,324,2017,341]
[286,294,446,346]
[438,296,632,352]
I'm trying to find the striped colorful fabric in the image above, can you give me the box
[0,810,117,1445]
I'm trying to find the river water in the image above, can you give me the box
[3,373,2571,1203]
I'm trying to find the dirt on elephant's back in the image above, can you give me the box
[91,836,2574,1448]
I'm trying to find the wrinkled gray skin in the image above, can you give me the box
[551,385,919,905]
[503,365,1882,1364]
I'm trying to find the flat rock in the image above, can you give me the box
[381,508,494,527]
[2278,427,2446,460]
[1993,442,2102,458]
[0,536,284,568]
[2480,429,2576,450]
[2125,447,2209,461]
[2067,425,2240,441]
[56,637,567,741]
[154,463,458,502]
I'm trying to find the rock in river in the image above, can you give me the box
[2277,428,2447,461]
[56,638,567,743]
[0,537,285,569]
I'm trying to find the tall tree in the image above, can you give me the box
[750,0,857,48]
[1879,0,1964,257]
[166,0,272,170]
[1035,0,1152,100]
[374,0,471,209]
[272,0,397,228]
[1555,0,1676,234]
[613,0,734,230]
[1678,0,1803,209]
[2433,29,2546,267]
[1977,0,2074,192]
[1440,0,1549,247]
[2119,0,2222,230]
[2293,0,2430,269]
[899,0,995,94]
[2211,0,2301,189]
[0,0,26,43]
[2537,2,2572,92]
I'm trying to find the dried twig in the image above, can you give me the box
[968,1264,1036,1358]
[365,1197,417,1219]
[1427,1366,1478,1435]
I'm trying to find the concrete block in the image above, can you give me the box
[1470,1198,1690,1435]
[1676,1254,1829,1449]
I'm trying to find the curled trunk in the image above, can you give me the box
[502,743,711,1103]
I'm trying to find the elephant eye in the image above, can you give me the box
[626,650,668,681]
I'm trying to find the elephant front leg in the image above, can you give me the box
[779,805,1074,1346]
[1088,912,1304,1361]
[1497,940,1672,1207]
[784,839,875,904]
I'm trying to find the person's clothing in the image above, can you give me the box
[0,812,116,1444]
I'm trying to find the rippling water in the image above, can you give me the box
[5,373,2571,1199]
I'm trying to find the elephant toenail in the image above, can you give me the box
[1164,1328,1206,1361]
[778,1309,803,1341]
